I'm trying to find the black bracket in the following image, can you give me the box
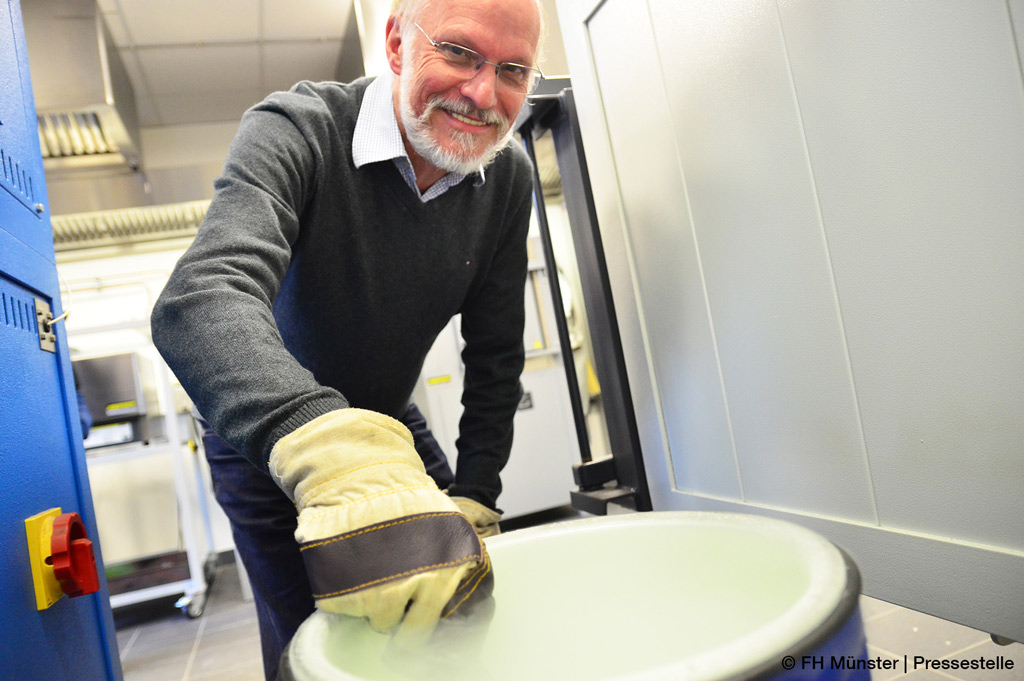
[570,486,638,516]
[516,79,653,517]
[35,299,57,353]
[570,457,638,515]
[573,456,616,490]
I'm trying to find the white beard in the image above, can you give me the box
[399,59,515,175]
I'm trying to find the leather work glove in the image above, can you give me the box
[269,409,493,645]
[450,496,502,538]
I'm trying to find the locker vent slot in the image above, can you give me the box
[2,289,38,335]
[51,200,210,251]
[1,146,36,203]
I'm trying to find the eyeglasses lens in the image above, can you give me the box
[435,43,535,92]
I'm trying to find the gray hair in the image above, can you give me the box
[390,0,433,26]
[390,0,547,68]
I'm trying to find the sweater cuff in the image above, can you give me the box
[265,396,350,467]
[446,483,502,513]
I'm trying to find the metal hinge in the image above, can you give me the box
[35,299,57,353]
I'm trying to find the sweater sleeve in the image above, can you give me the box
[448,149,534,508]
[151,93,348,470]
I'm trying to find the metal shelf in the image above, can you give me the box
[83,360,214,618]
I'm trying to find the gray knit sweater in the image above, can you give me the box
[151,77,533,507]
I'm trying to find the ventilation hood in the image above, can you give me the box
[51,200,209,252]
[21,0,141,173]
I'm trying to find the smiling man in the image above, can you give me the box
[394,0,540,182]
[150,0,544,678]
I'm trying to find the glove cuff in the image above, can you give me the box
[269,408,420,502]
[300,511,484,600]
[450,495,503,538]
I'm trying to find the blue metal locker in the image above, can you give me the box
[0,0,122,678]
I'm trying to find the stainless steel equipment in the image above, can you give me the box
[20,0,140,172]
[73,353,160,448]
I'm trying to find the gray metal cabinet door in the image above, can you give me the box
[556,0,1024,642]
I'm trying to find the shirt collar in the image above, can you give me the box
[352,72,486,199]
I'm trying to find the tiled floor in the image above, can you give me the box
[115,562,263,681]
[859,597,1024,681]
[113,517,1024,681]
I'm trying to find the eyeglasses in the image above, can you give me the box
[413,22,544,94]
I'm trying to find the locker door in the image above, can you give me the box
[0,1,122,678]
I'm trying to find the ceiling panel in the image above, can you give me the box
[86,1,366,127]
[136,45,262,95]
[263,0,352,40]
[262,42,342,94]
[116,0,260,45]
[153,88,265,126]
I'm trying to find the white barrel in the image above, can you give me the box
[282,512,865,681]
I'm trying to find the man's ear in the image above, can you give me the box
[385,15,403,75]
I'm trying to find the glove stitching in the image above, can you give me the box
[295,459,421,508]
[441,538,489,617]
[300,483,438,522]
[442,559,491,618]
[311,557,481,599]
[299,511,466,551]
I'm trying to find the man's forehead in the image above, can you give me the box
[420,0,540,32]
[421,0,541,51]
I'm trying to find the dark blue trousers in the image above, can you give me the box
[201,404,454,681]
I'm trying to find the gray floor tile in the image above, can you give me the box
[861,595,902,622]
[864,608,991,660]
[196,620,261,651]
[127,624,201,661]
[121,654,189,681]
[123,635,196,669]
[189,654,264,681]
[200,605,259,635]
[117,626,138,649]
[902,670,961,681]
[131,611,202,637]
[935,639,1024,681]
[117,628,142,661]
[188,633,264,679]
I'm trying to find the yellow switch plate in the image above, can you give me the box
[25,507,64,610]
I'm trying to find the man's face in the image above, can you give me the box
[396,0,541,174]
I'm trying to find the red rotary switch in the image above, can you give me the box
[50,512,100,598]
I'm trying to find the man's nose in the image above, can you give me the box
[458,65,499,112]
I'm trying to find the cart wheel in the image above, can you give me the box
[178,591,207,619]
[185,598,205,619]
